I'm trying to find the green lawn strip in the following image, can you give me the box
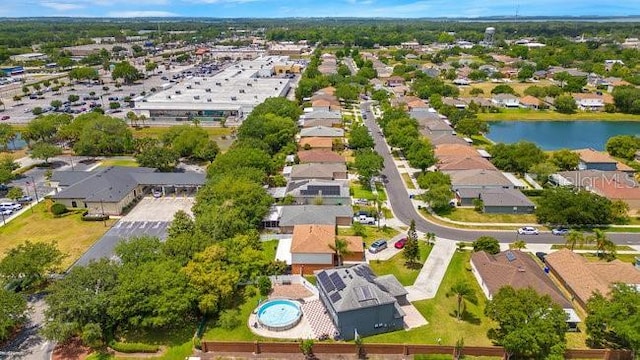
[369,242,432,286]
[601,227,640,233]
[580,252,639,264]
[470,134,494,147]
[419,208,521,231]
[366,251,494,345]
[203,287,268,342]
[401,172,416,189]
[100,158,139,167]
[131,126,232,138]
[338,226,400,247]
[0,200,116,269]
[478,109,640,121]
[550,244,635,251]
[442,208,538,224]
[261,239,279,262]
[350,181,388,202]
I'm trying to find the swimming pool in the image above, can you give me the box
[257,299,302,331]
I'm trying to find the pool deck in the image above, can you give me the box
[249,297,316,340]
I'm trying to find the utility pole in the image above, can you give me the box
[100,198,106,227]
[29,176,39,202]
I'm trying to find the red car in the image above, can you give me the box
[394,237,408,249]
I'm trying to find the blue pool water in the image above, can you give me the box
[257,299,302,330]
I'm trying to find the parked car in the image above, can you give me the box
[551,227,569,236]
[17,195,33,203]
[368,239,388,254]
[517,226,539,235]
[354,214,376,225]
[1,115,9,121]
[0,202,21,211]
[394,237,408,249]
[152,189,162,198]
[0,208,12,216]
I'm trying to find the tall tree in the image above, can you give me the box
[329,238,352,267]
[446,281,478,321]
[353,148,384,187]
[30,142,62,164]
[0,288,27,342]
[564,230,586,251]
[111,61,141,84]
[0,241,65,289]
[472,236,500,255]
[403,219,420,266]
[0,123,16,152]
[589,229,616,259]
[485,287,567,360]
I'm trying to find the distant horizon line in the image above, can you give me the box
[3,15,640,21]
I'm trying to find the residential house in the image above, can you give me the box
[545,249,640,310]
[424,132,469,146]
[400,41,421,50]
[300,126,345,138]
[299,137,335,150]
[519,95,542,109]
[437,156,497,172]
[51,166,205,215]
[297,150,346,164]
[491,94,520,108]
[312,99,333,111]
[456,188,535,213]
[386,76,405,87]
[471,250,580,329]
[316,264,406,340]
[452,78,471,86]
[442,97,467,109]
[445,169,515,190]
[464,97,494,109]
[418,119,454,138]
[286,180,350,205]
[422,67,440,78]
[554,170,640,210]
[572,93,604,111]
[406,98,429,111]
[290,224,364,275]
[434,144,481,159]
[290,163,348,181]
[262,205,353,233]
[576,148,635,172]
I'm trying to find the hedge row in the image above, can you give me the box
[109,341,159,353]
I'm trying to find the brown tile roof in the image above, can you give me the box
[291,225,363,254]
[545,249,640,306]
[297,150,345,164]
[435,144,480,158]
[291,224,335,254]
[471,250,572,308]
[519,95,541,106]
[312,99,332,107]
[438,156,497,171]
[576,148,617,164]
[299,137,334,149]
[317,86,336,96]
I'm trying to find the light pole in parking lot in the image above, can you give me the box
[29,175,39,202]
[100,198,106,227]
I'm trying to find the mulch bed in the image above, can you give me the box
[52,338,92,360]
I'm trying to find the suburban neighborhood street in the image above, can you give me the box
[360,102,640,245]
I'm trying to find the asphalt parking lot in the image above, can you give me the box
[72,196,194,267]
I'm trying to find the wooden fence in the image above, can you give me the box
[202,341,632,359]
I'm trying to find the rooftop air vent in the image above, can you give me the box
[194,95,200,100]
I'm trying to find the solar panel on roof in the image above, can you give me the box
[356,286,375,301]
[505,250,516,262]
[329,292,342,303]
[318,272,335,292]
[330,272,346,291]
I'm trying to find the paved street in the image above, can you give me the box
[360,102,640,245]
[0,294,53,360]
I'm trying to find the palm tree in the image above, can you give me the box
[510,239,526,250]
[329,237,352,267]
[564,230,585,251]
[424,232,436,246]
[590,229,615,258]
[446,281,478,321]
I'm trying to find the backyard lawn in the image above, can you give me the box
[369,242,432,286]
[442,208,538,224]
[203,286,267,342]
[261,239,279,262]
[366,251,495,346]
[0,200,116,269]
[100,158,139,167]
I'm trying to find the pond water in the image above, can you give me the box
[486,121,640,150]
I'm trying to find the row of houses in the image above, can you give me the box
[404,103,536,214]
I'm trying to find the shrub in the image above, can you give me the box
[109,341,158,353]
[50,203,68,215]
[217,309,241,330]
[82,214,109,222]
[257,276,272,297]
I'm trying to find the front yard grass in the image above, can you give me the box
[442,208,538,224]
[369,242,432,286]
[550,244,634,251]
[419,208,521,231]
[478,108,640,121]
[580,252,639,264]
[366,251,494,345]
[0,200,116,269]
[100,158,139,167]
[338,225,400,247]
[350,181,388,202]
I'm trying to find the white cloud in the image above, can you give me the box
[40,2,85,11]
[106,10,178,17]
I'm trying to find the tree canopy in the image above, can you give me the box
[489,141,546,174]
[536,187,616,226]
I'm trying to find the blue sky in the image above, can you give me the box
[3,0,640,18]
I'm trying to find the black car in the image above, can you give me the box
[535,252,547,263]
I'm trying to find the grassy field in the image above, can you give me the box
[401,172,416,189]
[367,251,495,346]
[338,225,400,247]
[0,200,116,269]
[1,148,28,161]
[441,208,538,224]
[478,108,640,121]
[369,242,432,286]
[459,80,552,98]
[419,208,522,231]
[85,327,195,360]
[261,239,279,262]
[100,158,139,167]
[203,286,266,342]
